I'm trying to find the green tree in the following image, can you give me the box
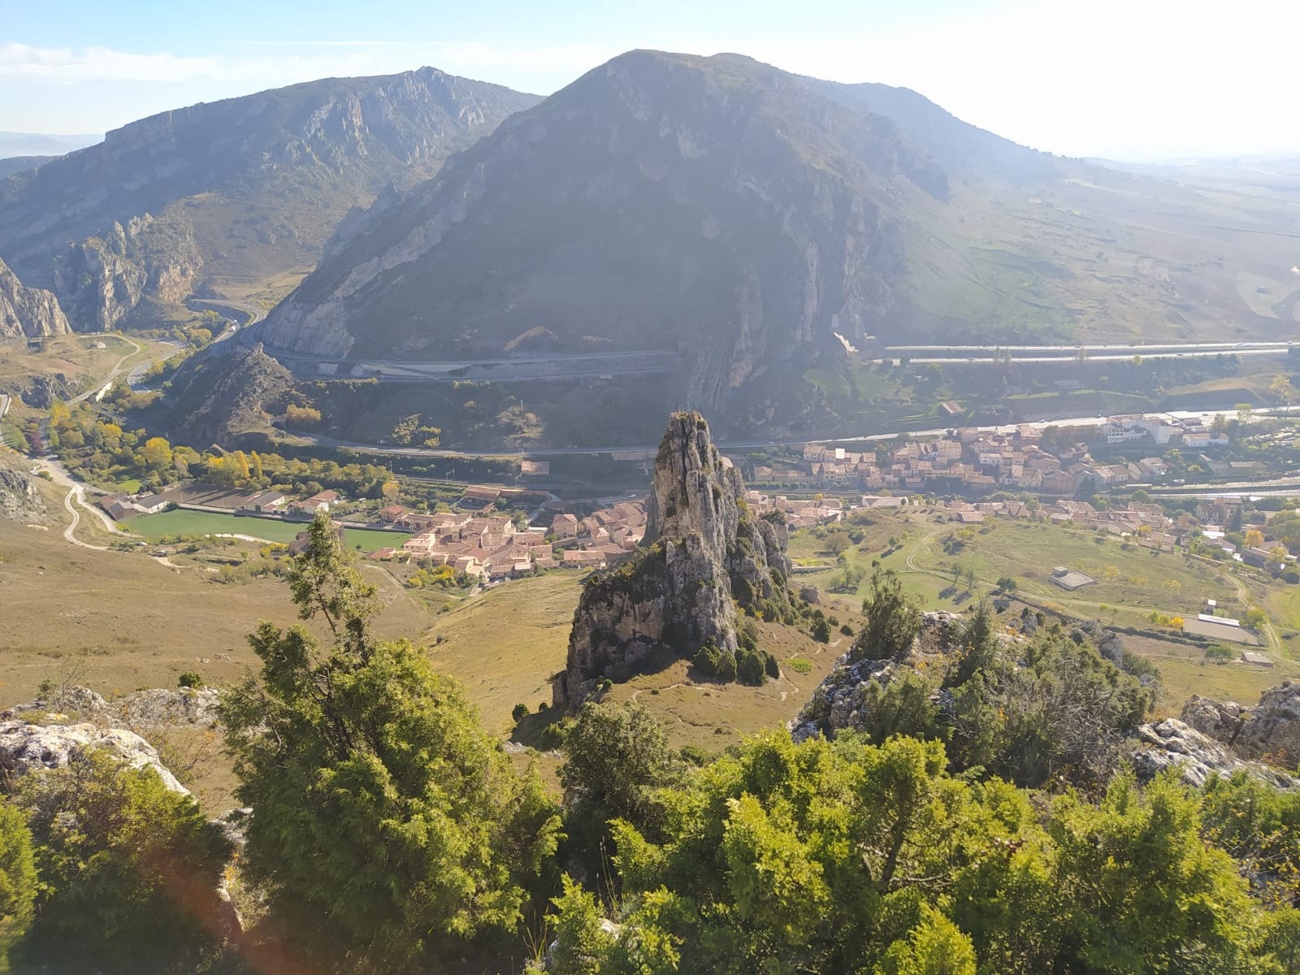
[140,436,172,471]
[560,700,679,880]
[218,513,561,971]
[12,749,230,973]
[852,564,923,662]
[0,803,36,973]
[875,907,977,975]
[1048,771,1263,972]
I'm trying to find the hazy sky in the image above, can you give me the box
[3,0,1297,159]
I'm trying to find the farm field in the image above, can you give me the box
[127,508,408,552]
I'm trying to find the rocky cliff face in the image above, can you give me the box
[0,255,69,338]
[0,455,51,523]
[0,68,538,330]
[53,214,202,331]
[555,412,794,707]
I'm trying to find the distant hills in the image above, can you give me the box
[4,50,1297,445]
[0,69,539,331]
[0,132,100,158]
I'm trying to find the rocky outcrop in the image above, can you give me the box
[0,720,189,794]
[1131,719,1299,790]
[160,344,295,446]
[554,412,795,707]
[0,255,69,338]
[0,456,50,523]
[1178,683,1300,769]
[53,214,201,331]
[791,611,963,741]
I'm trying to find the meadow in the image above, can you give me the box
[790,506,1300,715]
[127,508,407,552]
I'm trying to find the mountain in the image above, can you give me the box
[0,69,539,331]
[260,51,992,420]
[255,50,1297,440]
[0,156,57,180]
[0,256,69,339]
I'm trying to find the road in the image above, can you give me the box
[69,333,142,405]
[885,340,1296,365]
[288,405,1293,464]
[33,455,124,550]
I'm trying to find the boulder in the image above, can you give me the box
[1131,719,1299,790]
[0,719,189,794]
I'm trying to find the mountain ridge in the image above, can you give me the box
[0,68,540,331]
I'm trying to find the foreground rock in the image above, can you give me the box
[0,455,52,523]
[554,411,796,707]
[1131,719,1299,790]
[2,684,220,729]
[0,719,189,794]
[1179,682,1300,769]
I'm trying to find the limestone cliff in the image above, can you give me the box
[554,412,794,707]
[0,255,69,338]
[53,214,202,331]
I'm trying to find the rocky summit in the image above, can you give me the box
[554,411,795,707]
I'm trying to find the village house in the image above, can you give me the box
[243,491,289,513]
[289,489,341,516]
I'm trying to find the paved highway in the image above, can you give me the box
[884,340,1296,364]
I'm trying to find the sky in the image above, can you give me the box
[2,0,1297,160]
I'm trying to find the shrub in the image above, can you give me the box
[786,657,813,674]
[177,671,203,689]
[512,702,530,723]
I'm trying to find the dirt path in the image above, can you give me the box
[57,481,108,551]
[905,529,942,572]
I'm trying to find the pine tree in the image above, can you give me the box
[219,512,560,971]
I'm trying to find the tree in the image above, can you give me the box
[139,436,172,471]
[560,701,678,880]
[1245,528,1266,549]
[11,749,231,973]
[1272,374,1294,406]
[1048,771,1263,972]
[0,803,35,973]
[218,513,561,971]
[851,564,922,662]
[1238,403,1254,425]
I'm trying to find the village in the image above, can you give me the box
[753,412,1238,494]
[84,409,1299,600]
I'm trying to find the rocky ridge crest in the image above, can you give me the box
[554,412,794,707]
